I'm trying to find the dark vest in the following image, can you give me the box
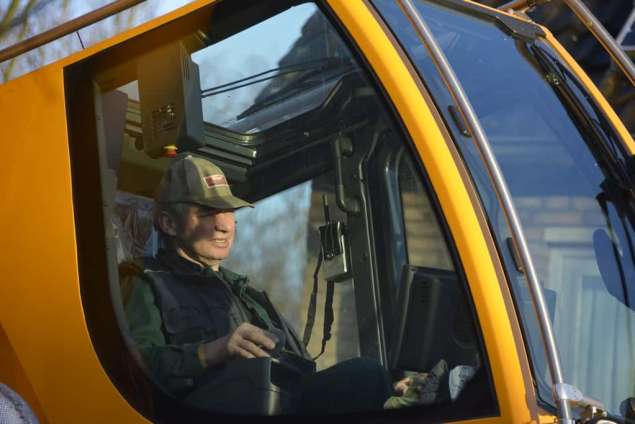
[138,254,310,359]
[144,268,250,345]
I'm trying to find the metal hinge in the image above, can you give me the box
[555,383,608,422]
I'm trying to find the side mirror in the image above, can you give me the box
[137,41,204,158]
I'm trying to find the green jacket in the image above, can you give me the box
[124,249,309,395]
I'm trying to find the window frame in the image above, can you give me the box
[65,0,501,420]
[364,140,499,421]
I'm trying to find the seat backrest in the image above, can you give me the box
[0,383,39,424]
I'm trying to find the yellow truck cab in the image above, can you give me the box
[1,0,634,422]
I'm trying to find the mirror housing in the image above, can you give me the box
[137,41,204,158]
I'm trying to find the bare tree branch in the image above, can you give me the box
[0,0,22,39]
[3,0,39,81]
[4,0,55,32]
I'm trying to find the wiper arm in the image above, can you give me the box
[542,47,625,159]
[529,43,635,196]
[236,57,355,120]
[200,58,346,98]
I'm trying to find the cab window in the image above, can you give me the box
[373,0,635,416]
[66,0,496,420]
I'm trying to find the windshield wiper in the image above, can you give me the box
[544,47,625,160]
[200,58,348,98]
[529,43,635,198]
[235,57,355,120]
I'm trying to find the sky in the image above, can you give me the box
[192,2,317,125]
[0,0,194,81]
[0,0,317,83]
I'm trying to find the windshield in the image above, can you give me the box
[372,0,635,417]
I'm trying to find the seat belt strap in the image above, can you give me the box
[223,277,276,331]
[313,279,335,361]
[302,250,323,346]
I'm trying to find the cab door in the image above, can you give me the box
[58,0,541,421]
[326,0,545,422]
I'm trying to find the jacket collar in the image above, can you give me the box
[155,248,248,287]
[156,248,216,276]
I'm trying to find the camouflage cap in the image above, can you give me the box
[156,154,253,209]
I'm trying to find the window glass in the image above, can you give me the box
[399,154,453,270]
[71,0,494,419]
[1,0,194,83]
[526,2,635,135]
[225,175,361,368]
[192,2,352,133]
[367,141,496,421]
[372,0,635,416]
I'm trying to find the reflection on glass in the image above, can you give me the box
[422,2,635,415]
[374,0,635,416]
[192,3,355,133]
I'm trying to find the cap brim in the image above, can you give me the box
[194,195,254,210]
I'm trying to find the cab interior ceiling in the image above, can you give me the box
[197,69,377,203]
[90,0,383,206]
[177,0,379,203]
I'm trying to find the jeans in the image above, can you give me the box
[297,357,392,414]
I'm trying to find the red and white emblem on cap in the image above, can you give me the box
[203,174,228,188]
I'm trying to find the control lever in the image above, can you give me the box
[332,136,360,214]
[263,328,285,358]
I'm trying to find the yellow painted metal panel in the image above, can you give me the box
[0,46,147,424]
[325,0,545,422]
[0,325,48,423]
[2,0,609,422]
[0,1,224,421]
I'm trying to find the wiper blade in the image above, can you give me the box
[539,47,625,157]
[236,57,355,120]
[529,43,635,195]
[200,58,347,98]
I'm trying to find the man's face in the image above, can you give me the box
[173,204,236,268]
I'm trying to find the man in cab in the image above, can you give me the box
[123,153,396,414]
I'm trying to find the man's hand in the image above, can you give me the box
[393,377,413,396]
[226,323,277,359]
[198,323,276,368]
